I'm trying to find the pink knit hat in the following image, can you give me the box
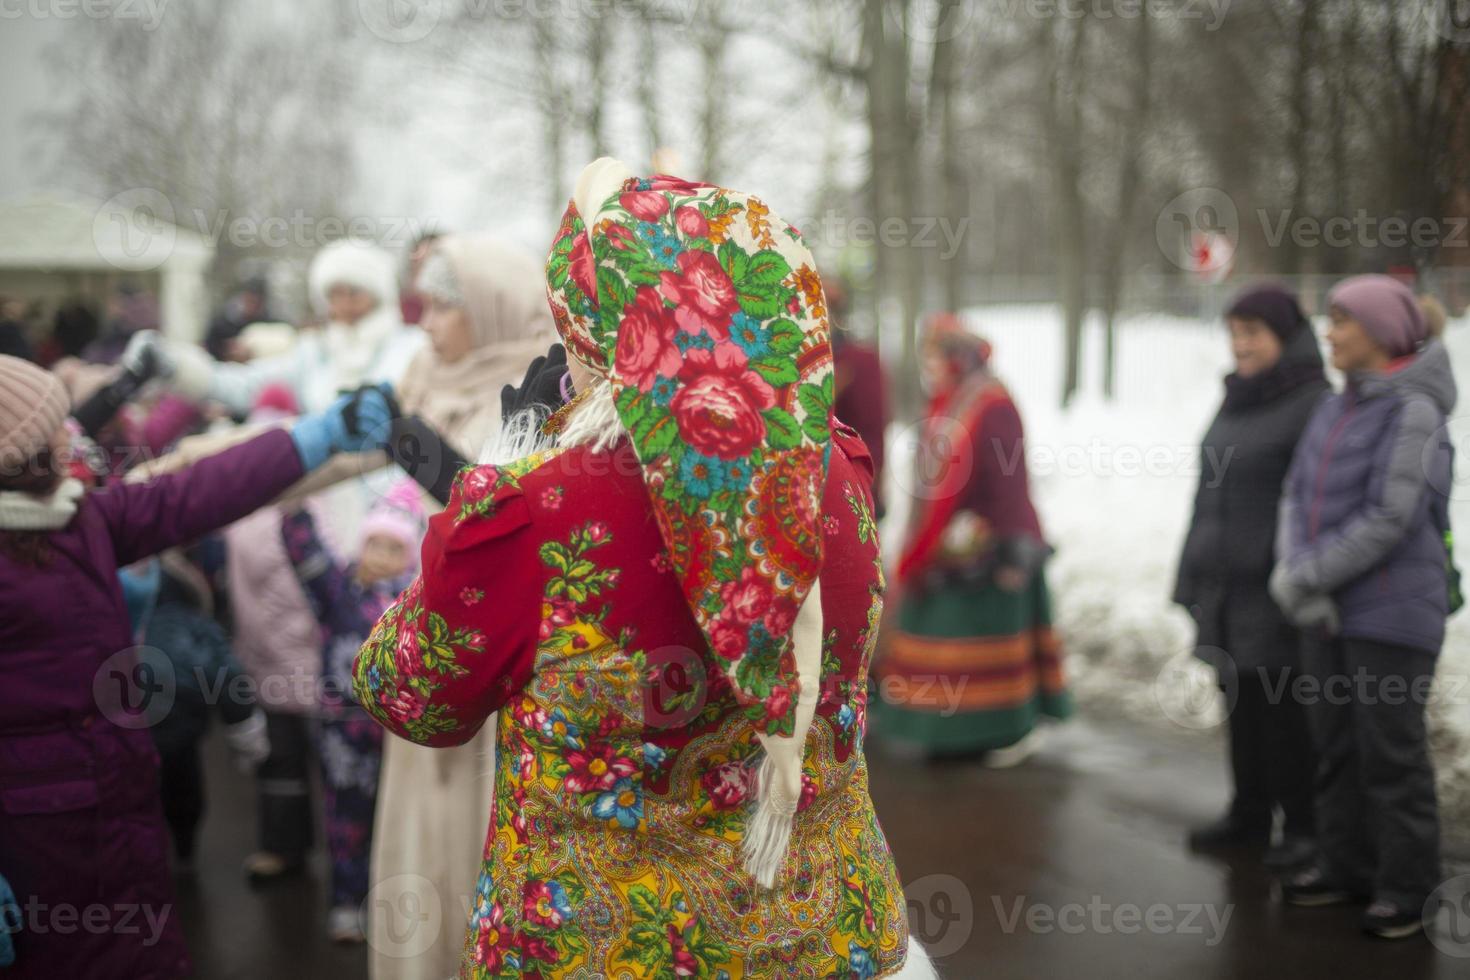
[0,355,70,474]
[1328,274,1428,359]
[360,479,428,570]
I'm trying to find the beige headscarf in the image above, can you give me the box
[397,235,557,461]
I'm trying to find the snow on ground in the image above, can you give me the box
[879,304,1470,843]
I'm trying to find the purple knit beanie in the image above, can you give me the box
[0,355,70,475]
[1328,274,1427,358]
[1226,282,1308,341]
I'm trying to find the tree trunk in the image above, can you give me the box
[1285,0,1321,276]
[584,18,609,158]
[863,0,923,419]
[638,20,663,166]
[534,18,566,219]
[698,20,726,181]
[931,0,966,313]
[1043,15,1090,408]
[1100,12,1151,401]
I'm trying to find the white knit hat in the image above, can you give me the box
[0,356,69,475]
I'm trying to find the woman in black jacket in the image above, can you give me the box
[1174,282,1330,869]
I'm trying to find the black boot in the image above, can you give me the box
[1188,813,1270,851]
[1281,863,1371,907]
[1262,835,1317,871]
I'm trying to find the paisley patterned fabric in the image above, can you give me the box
[544,174,835,737]
[351,429,911,978]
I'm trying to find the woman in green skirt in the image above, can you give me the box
[873,313,1070,758]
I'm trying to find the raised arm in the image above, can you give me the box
[93,385,395,567]
[352,464,540,748]
[90,428,306,568]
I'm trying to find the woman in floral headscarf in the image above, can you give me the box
[354,159,931,978]
[873,313,1071,762]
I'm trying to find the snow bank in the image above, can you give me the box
[881,304,1470,844]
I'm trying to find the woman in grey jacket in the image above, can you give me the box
[1271,274,1457,939]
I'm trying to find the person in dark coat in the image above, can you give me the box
[83,284,159,366]
[134,551,270,867]
[46,301,99,364]
[828,276,890,517]
[1174,282,1329,869]
[0,309,33,363]
[203,277,268,361]
[1271,274,1457,940]
[0,353,394,979]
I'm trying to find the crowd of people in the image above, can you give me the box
[0,154,1459,979]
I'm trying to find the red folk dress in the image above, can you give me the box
[353,427,911,979]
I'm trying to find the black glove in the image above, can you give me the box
[72,344,164,439]
[388,415,469,506]
[500,344,570,425]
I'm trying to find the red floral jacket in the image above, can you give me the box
[353,427,910,979]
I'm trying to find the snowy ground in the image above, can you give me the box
[879,304,1470,845]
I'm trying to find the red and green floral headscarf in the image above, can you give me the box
[545,167,835,742]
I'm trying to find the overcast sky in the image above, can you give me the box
[1,6,857,263]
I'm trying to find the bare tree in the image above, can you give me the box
[1099,11,1153,400]
[1040,11,1090,407]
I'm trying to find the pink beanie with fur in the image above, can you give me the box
[0,356,70,473]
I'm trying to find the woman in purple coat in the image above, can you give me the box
[1270,276,1457,939]
[0,353,393,979]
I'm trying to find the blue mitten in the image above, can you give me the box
[0,871,19,967]
[289,384,398,471]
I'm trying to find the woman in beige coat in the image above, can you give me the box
[365,235,555,980]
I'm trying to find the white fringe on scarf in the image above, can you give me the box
[742,578,823,889]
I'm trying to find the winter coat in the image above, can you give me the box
[833,337,889,509]
[1175,327,1330,671]
[0,429,304,980]
[898,375,1047,589]
[143,570,255,757]
[280,508,406,718]
[351,428,911,978]
[0,319,33,363]
[225,502,323,716]
[1276,339,1458,654]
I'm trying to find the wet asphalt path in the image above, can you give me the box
[171,715,1470,978]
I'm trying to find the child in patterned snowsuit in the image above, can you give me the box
[281,480,424,943]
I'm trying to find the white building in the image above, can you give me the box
[0,193,214,343]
